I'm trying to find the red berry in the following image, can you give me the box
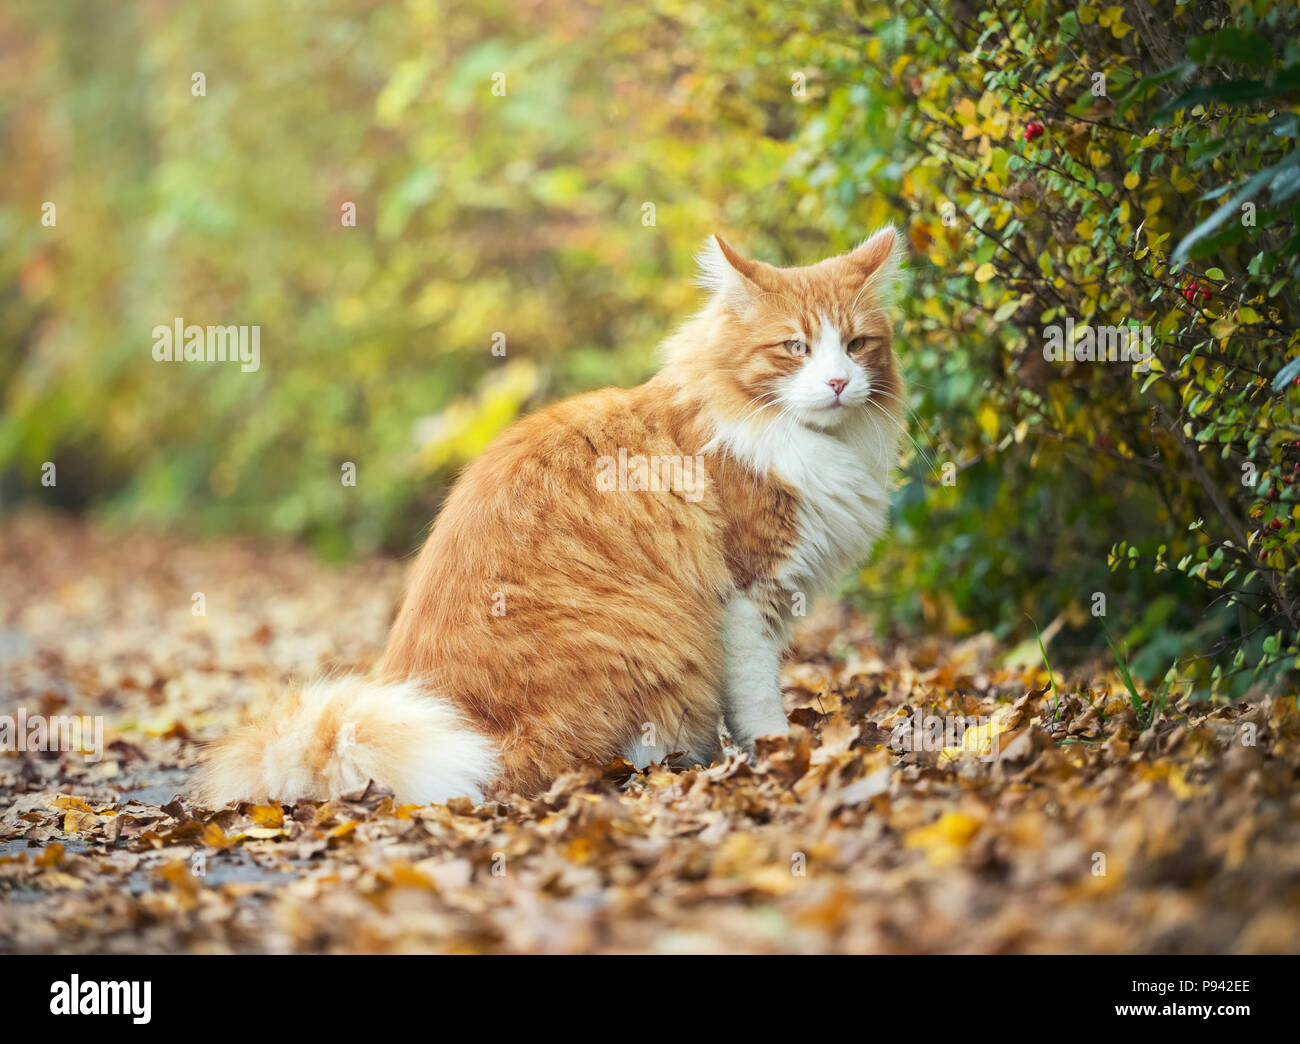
[1271,520,1284,531]
[1024,122,1045,142]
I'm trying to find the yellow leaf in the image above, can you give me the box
[387,862,433,889]
[975,262,997,283]
[243,826,284,840]
[41,871,87,890]
[62,810,98,834]
[977,403,1000,440]
[1138,762,1204,800]
[246,803,285,828]
[746,864,801,895]
[49,796,95,814]
[1211,317,1238,340]
[203,821,238,849]
[905,812,983,866]
[565,837,594,864]
[1123,171,1140,190]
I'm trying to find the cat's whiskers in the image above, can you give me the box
[871,387,935,444]
[865,396,936,476]
[735,392,782,428]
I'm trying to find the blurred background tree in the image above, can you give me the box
[2,0,1297,696]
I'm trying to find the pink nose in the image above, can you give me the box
[828,378,848,397]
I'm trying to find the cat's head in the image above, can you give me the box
[668,228,905,433]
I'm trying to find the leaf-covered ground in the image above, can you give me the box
[2,513,1299,954]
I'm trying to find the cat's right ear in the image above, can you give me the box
[695,234,768,312]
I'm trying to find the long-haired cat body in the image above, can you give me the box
[195,229,906,805]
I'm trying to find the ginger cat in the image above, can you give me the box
[195,229,905,805]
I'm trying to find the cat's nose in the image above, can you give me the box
[828,378,848,397]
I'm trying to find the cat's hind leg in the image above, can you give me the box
[621,700,723,770]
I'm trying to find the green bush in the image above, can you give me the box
[835,0,1300,697]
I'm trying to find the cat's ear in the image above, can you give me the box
[696,234,776,311]
[843,225,906,308]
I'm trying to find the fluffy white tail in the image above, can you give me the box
[193,676,499,806]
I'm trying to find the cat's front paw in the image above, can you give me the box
[727,716,791,761]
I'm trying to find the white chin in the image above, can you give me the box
[804,405,849,429]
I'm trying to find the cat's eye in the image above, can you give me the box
[786,339,808,357]
[847,336,880,353]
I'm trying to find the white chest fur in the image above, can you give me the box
[706,412,899,599]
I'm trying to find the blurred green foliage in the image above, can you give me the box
[2,0,1298,694]
[2,0,810,556]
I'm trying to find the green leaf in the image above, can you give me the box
[1273,357,1300,392]
[1172,153,1300,265]
[1187,28,1274,68]
[1155,65,1300,121]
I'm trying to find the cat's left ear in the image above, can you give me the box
[696,234,781,312]
[843,225,906,307]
